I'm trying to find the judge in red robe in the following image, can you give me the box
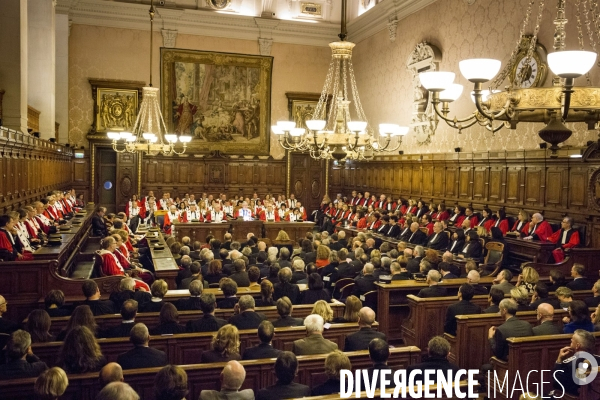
[259,206,280,222]
[492,209,509,236]
[182,204,203,222]
[0,215,33,261]
[98,237,150,291]
[236,202,254,220]
[548,217,580,262]
[206,204,227,222]
[524,213,553,242]
[163,206,181,235]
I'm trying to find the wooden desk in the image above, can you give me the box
[173,221,230,244]
[153,257,179,289]
[230,219,263,241]
[504,236,555,264]
[264,221,315,243]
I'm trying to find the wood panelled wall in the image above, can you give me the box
[329,150,600,247]
[0,128,74,213]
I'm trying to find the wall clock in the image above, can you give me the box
[509,35,548,88]
[208,0,231,10]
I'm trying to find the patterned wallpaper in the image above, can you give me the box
[68,24,331,159]
[352,0,600,154]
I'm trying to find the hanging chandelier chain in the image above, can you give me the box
[348,60,370,131]
[584,0,600,69]
[517,0,546,87]
[314,57,336,120]
[576,0,593,84]
[326,59,341,130]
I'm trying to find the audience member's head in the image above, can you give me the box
[311,300,333,323]
[427,336,452,359]
[357,307,376,328]
[59,326,104,374]
[121,299,138,321]
[499,299,518,317]
[220,360,246,391]
[343,296,362,323]
[151,280,168,299]
[260,279,274,301]
[304,314,325,334]
[220,278,238,297]
[99,362,124,388]
[200,293,217,314]
[130,323,150,346]
[154,365,189,400]
[459,283,475,301]
[96,382,140,400]
[211,324,240,357]
[368,338,390,364]
[238,295,255,312]
[276,296,294,318]
[324,350,351,381]
[26,309,53,343]
[34,367,69,400]
[274,352,299,385]
[257,320,275,344]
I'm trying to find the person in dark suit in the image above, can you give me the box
[217,278,239,309]
[488,299,534,360]
[228,295,266,330]
[390,261,411,280]
[417,270,448,298]
[291,259,307,283]
[103,299,138,338]
[439,262,459,280]
[444,284,482,335]
[447,229,466,254]
[458,230,483,260]
[407,336,460,381]
[91,207,108,237]
[81,280,115,316]
[407,222,427,245]
[175,256,193,288]
[230,259,250,288]
[242,321,281,360]
[361,338,395,390]
[329,234,344,251]
[0,294,19,334]
[199,361,255,400]
[554,329,600,397]
[483,288,504,313]
[273,268,300,304]
[426,222,450,250]
[116,323,167,370]
[149,303,186,335]
[344,307,387,351]
[109,277,151,311]
[386,216,402,239]
[533,303,561,336]
[466,270,489,295]
[529,282,561,310]
[175,280,203,311]
[300,273,331,304]
[187,293,228,333]
[406,246,425,274]
[272,296,304,327]
[179,262,204,290]
[44,290,72,318]
[567,263,594,291]
[0,330,48,380]
[585,279,600,307]
[256,352,311,400]
[352,263,378,298]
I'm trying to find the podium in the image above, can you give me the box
[230,219,264,241]
[172,221,230,244]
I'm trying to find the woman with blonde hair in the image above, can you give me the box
[275,230,290,241]
[34,367,69,400]
[311,300,334,323]
[255,279,275,307]
[315,245,331,268]
[311,350,352,396]
[510,286,531,312]
[332,295,362,323]
[201,324,241,363]
[516,266,540,295]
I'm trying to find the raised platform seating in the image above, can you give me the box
[35,302,345,336]
[31,322,374,367]
[444,309,569,371]
[489,332,600,400]
[0,346,420,400]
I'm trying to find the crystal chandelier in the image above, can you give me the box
[418,0,599,156]
[273,0,408,161]
[107,0,191,155]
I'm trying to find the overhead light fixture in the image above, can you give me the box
[108,0,191,155]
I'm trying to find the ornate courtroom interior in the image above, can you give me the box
[3,0,600,399]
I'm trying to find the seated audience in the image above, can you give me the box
[563,300,594,333]
[362,338,394,389]
[116,323,167,370]
[99,362,124,388]
[332,295,362,323]
[586,279,600,307]
[154,365,189,400]
[255,279,275,307]
[301,273,331,304]
[201,324,241,363]
[566,263,594,291]
[200,360,254,400]
[0,330,48,380]
[104,299,138,338]
[58,326,107,374]
[97,236,149,290]
[353,263,377,297]
[390,261,411,281]
[242,320,282,360]
[444,284,482,336]
[109,277,151,311]
[217,278,238,309]
[229,259,250,288]
[81,280,115,316]
[140,279,168,313]
[34,366,69,400]
[523,212,552,241]
[96,382,140,400]
[229,295,266,330]
[56,305,98,341]
[407,336,460,380]
[272,296,304,327]
[529,282,561,310]
[547,269,567,292]
[491,269,515,295]
[554,329,600,396]
[292,314,338,355]
[458,230,483,260]
[556,286,574,309]
[26,309,54,343]
[516,266,539,295]
[178,261,206,290]
[406,246,424,273]
[448,229,466,254]
[206,260,227,285]
[533,303,561,335]
[290,259,307,283]
[247,266,261,289]
[150,303,186,335]
[417,270,447,298]
[344,307,386,351]
[439,262,458,280]
[187,293,228,333]
[488,299,534,361]
[311,350,352,396]
[273,267,300,304]
[311,300,334,324]
[44,290,72,318]
[175,279,203,311]
[511,286,532,312]
[466,270,488,295]
[256,352,311,400]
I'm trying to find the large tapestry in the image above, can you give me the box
[161,48,273,155]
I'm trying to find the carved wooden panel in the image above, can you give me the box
[473,168,486,200]
[422,166,432,196]
[489,168,503,202]
[506,168,521,203]
[445,168,456,198]
[411,167,421,195]
[178,163,189,184]
[459,168,471,198]
[525,169,542,204]
[546,169,563,206]
[569,169,587,207]
[402,168,411,193]
[433,167,444,197]
[146,162,157,183]
[163,163,173,183]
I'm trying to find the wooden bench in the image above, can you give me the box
[38,302,345,336]
[489,332,600,400]
[401,294,492,354]
[0,347,421,400]
[444,310,569,371]
[31,322,374,366]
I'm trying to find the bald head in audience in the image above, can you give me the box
[358,307,376,328]
[537,303,555,323]
[467,270,481,284]
[221,360,246,390]
[442,251,454,263]
[99,362,124,388]
[96,382,139,400]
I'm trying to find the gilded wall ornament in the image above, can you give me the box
[96,89,139,133]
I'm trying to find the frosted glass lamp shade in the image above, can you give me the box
[179,135,192,143]
[391,126,409,137]
[347,121,368,132]
[142,132,156,140]
[548,51,597,78]
[119,131,132,139]
[164,134,178,143]
[271,125,284,135]
[459,59,501,83]
[419,71,455,91]
[306,120,327,131]
[379,124,398,136]
[107,132,120,140]
[439,84,464,102]
[277,121,296,131]
[290,128,305,137]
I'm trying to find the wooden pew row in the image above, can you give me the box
[32,322,373,367]
[309,383,472,400]
[489,332,600,400]
[40,302,345,336]
[444,310,569,371]
[401,290,593,356]
[0,347,421,400]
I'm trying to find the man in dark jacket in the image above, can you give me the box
[488,299,534,360]
[417,270,448,298]
[406,246,424,274]
[116,323,167,370]
[406,336,460,381]
[0,294,19,334]
[230,259,250,288]
[81,280,115,316]
[426,222,450,250]
[175,280,203,311]
[444,284,482,336]
[92,207,108,237]
[229,295,266,330]
[109,277,151,311]
[104,299,138,338]
[344,307,387,351]
[533,303,561,335]
[353,263,377,298]
[242,321,282,360]
[272,297,304,327]
[407,222,427,245]
[0,330,48,380]
[566,263,594,291]
[554,329,600,397]
[483,288,504,313]
[273,268,300,304]
[256,352,311,400]
[187,293,228,333]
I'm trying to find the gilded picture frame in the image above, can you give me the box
[161,48,273,155]
[95,88,139,133]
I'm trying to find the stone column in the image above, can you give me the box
[0,0,28,133]
[55,12,69,143]
[28,0,56,140]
